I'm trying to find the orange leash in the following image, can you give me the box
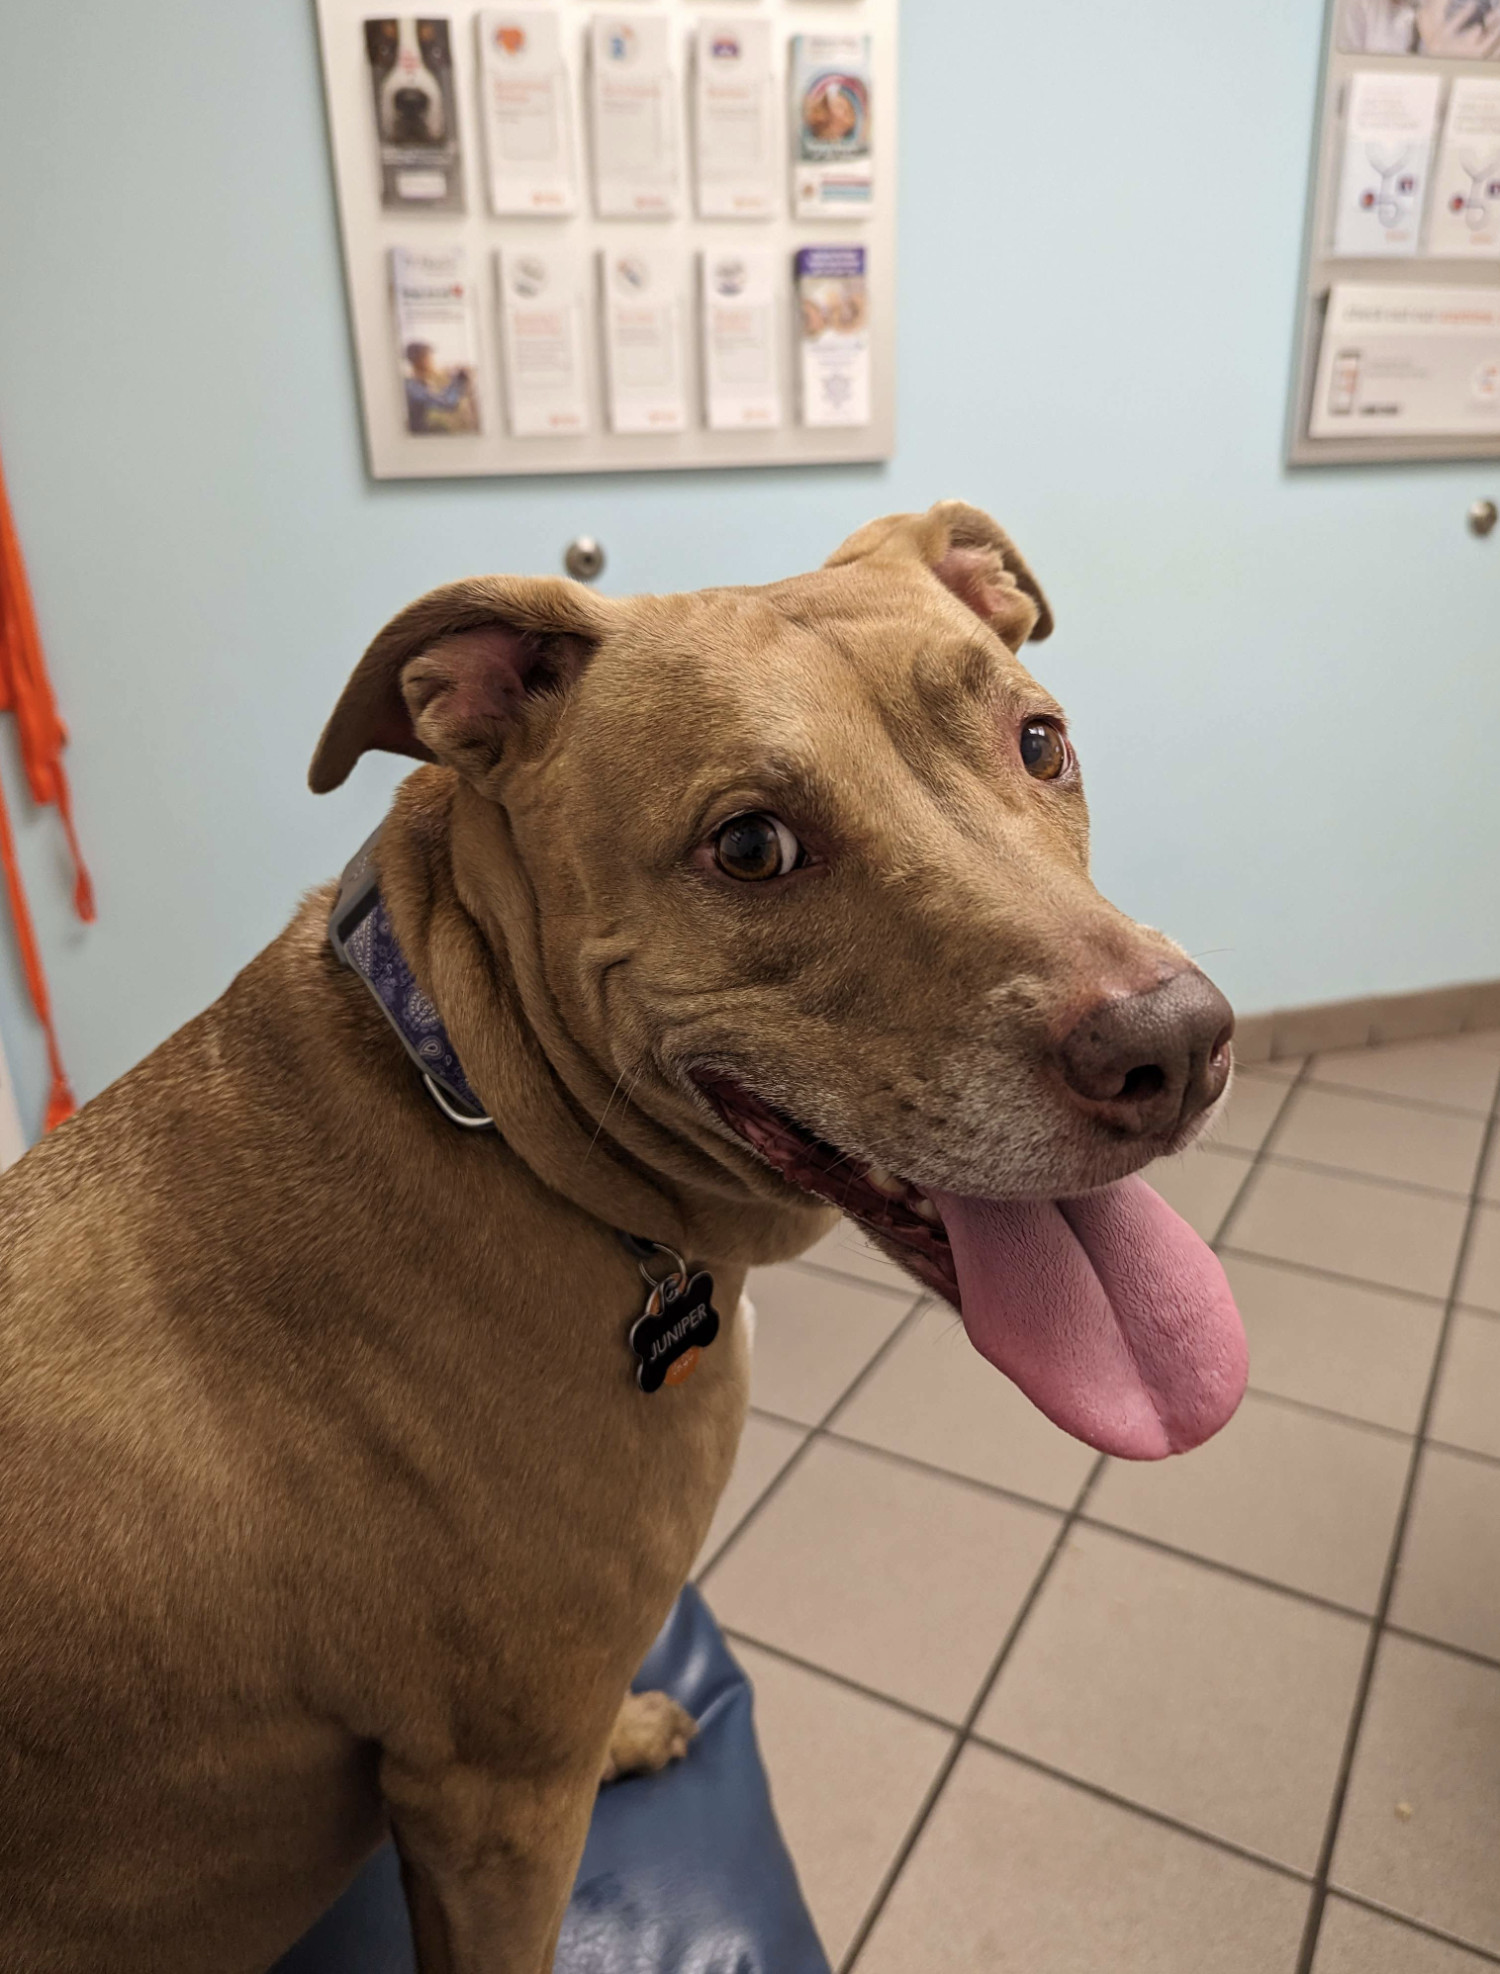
[0,441,94,1132]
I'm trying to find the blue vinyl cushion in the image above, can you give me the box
[271,1584,830,1974]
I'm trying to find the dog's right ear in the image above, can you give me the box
[309,576,613,794]
[825,501,1055,651]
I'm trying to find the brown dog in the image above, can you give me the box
[0,503,1245,1973]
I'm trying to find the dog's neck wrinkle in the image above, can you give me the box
[375,772,815,1266]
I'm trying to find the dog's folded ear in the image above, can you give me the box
[825,500,1055,651]
[309,576,613,794]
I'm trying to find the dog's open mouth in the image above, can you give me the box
[696,1075,1248,1463]
[696,1076,960,1303]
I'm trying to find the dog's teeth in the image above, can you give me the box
[912,1195,940,1223]
[866,1166,905,1198]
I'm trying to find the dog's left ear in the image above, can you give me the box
[826,499,1055,650]
[309,576,614,794]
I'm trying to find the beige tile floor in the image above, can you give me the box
[694,1029,1500,1972]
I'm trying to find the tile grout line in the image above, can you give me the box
[1217,1244,1452,1307]
[694,1291,929,1584]
[1332,1888,1500,1968]
[969,1739,1316,1889]
[1213,1056,1314,1250]
[1291,1074,1500,1974]
[1381,1620,1500,1680]
[1293,1070,1500,1124]
[836,1051,1310,1971]
[785,1256,928,1299]
[835,1450,1112,1974]
[720,1627,960,1735]
[1251,1148,1488,1208]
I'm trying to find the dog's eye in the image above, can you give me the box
[1020,720,1069,781]
[714,813,802,882]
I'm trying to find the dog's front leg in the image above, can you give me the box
[381,1750,597,1974]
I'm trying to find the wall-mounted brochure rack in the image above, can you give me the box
[314,0,898,479]
[1289,0,1500,465]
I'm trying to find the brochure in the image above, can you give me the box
[1340,0,1420,54]
[364,18,465,211]
[1333,71,1441,258]
[791,33,873,219]
[796,243,870,427]
[390,245,482,435]
[476,10,580,216]
[700,249,781,430]
[1428,77,1500,256]
[1416,0,1500,57]
[1310,283,1500,437]
[497,249,590,437]
[588,16,682,219]
[599,249,687,432]
[693,19,776,221]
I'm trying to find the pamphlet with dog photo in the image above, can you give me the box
[796,243,870,427]
[364,17,465,210]
[390,245,482,434]
[791,33,873,218]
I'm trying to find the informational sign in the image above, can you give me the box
[1310,283,1500,436]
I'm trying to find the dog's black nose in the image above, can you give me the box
[1057,971,1234,1138]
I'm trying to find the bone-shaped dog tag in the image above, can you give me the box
[630,1272,720,1393]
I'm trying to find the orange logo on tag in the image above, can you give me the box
[497,25,525,54]
[664,1348,701,1388]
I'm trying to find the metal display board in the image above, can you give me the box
[314,0,898,480]
[1290,0,1500,465]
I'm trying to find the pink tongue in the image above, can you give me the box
[931,1176,1247,1460]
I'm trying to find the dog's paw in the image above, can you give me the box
[600,1690,698,1786]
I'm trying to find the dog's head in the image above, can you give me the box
[312,503,1246,1460]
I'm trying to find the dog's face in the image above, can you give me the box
[313,504,1246,1459]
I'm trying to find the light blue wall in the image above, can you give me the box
[0,1,1496,1139]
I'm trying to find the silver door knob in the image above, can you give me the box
[1468,500,1497,539]
[565,537,606,582]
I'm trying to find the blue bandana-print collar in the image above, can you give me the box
[328,829,492,1126]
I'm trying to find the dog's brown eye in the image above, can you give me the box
[715,813,801,882]
[1020,720,1069,781]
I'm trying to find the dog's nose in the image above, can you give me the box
[1056,970,1234,1138]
